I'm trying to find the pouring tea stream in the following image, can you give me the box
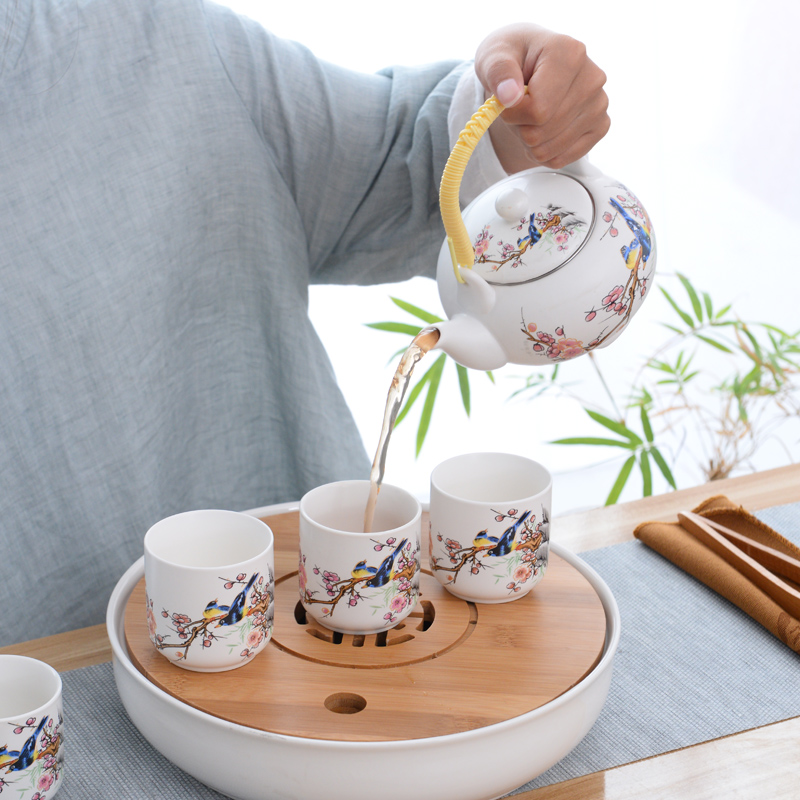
[364,91,656,531]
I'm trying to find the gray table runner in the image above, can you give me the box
[59,502,800,799]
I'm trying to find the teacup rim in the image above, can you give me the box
[300,479,421,539]
[144,508,274,570]
[431,451,552,504]
[0,654,62,723]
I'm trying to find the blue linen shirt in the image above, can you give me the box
[0,0,465,643]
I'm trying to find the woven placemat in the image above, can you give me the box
[57,502,800,799]
[514,500,800,792]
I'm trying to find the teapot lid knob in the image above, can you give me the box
[495,188,529,222]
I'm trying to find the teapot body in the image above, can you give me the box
[435,161,656,369]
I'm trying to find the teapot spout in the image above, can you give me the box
[422,314,507,371]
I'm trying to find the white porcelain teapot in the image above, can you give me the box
[424,95,656,371]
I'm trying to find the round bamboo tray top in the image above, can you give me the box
[125,510,607,742]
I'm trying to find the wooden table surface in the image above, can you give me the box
[4,463,800,799]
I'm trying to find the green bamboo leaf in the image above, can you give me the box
[508,372,554,400]
[605,455,636,505]
[650,446,677,489]
[741,364,762,391]
[768,351,787,380]
[695,334,733,353]
[649,359,676,374]
[415,354,446,455]
[456,364,471,417]
[660,287,694,328]
[485,371,495,384]
[677,273,703,322]
[640,404,654,443]
[640,449,653,496]
[703,291,713,320]
[390,297,443,325]
[365,321,423,337]
[738,401,749,422]
[551,436,638,449]
[760,322,793,336]
[739,326,764,362]
[715,303,732,319]
[767,331,780,350]
[393,364,433,427]
[586,409,643,444]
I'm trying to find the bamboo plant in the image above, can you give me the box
[368,274,800,504]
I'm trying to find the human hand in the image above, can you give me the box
[474,23,610,172]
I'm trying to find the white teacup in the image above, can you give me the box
[0,655,64,799]
[429,452,552,603]
[299,480,421,635]
[144,509,274,672]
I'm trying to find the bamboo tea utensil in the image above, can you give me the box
[678,511,800,618]
[698,515,800,585]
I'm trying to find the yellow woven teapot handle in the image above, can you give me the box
[439,89,527,283]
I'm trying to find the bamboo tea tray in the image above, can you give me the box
[124,508,607,743]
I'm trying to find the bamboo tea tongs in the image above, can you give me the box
[678,510,800,618]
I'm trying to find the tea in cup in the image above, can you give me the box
[299,480,421,635]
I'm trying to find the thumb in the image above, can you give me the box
[494,75,525,108]
[479,53,525,107]
[475,24,542,108]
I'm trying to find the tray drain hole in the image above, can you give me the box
[305,627,344,644]
[415,600,435,631]
[325,693,367,714]
[294,602,424,647]
[273,575,477,667]
[294,599,435,630]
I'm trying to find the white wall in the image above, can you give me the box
[221,0,800,512]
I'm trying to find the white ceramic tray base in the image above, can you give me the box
[107,504,620,800]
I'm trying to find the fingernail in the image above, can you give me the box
[496,79,524,107]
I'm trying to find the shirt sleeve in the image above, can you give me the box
[203,1,469,285]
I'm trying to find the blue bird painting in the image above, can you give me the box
[517,216,542,251]
[484,510,533,557]
[204,572,258,627]
[609,198,652,270]
[0,716,48,773]
[516,213,562,253]
[0,745,14,770]
[472,529,495,548]
[351,538,408,588]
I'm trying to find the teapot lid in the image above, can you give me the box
[466,171,595,286]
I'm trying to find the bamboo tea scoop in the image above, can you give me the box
[678,511,800,619]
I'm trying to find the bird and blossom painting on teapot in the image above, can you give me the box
[429,95,656,372]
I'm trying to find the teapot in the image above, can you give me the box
[423,94,656,371]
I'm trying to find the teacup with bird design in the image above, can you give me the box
[299,480,421,635]
[429,453,551,603]
[0,655,64,799]
[144,509,274,672]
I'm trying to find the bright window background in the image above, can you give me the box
[222,0,800,512]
